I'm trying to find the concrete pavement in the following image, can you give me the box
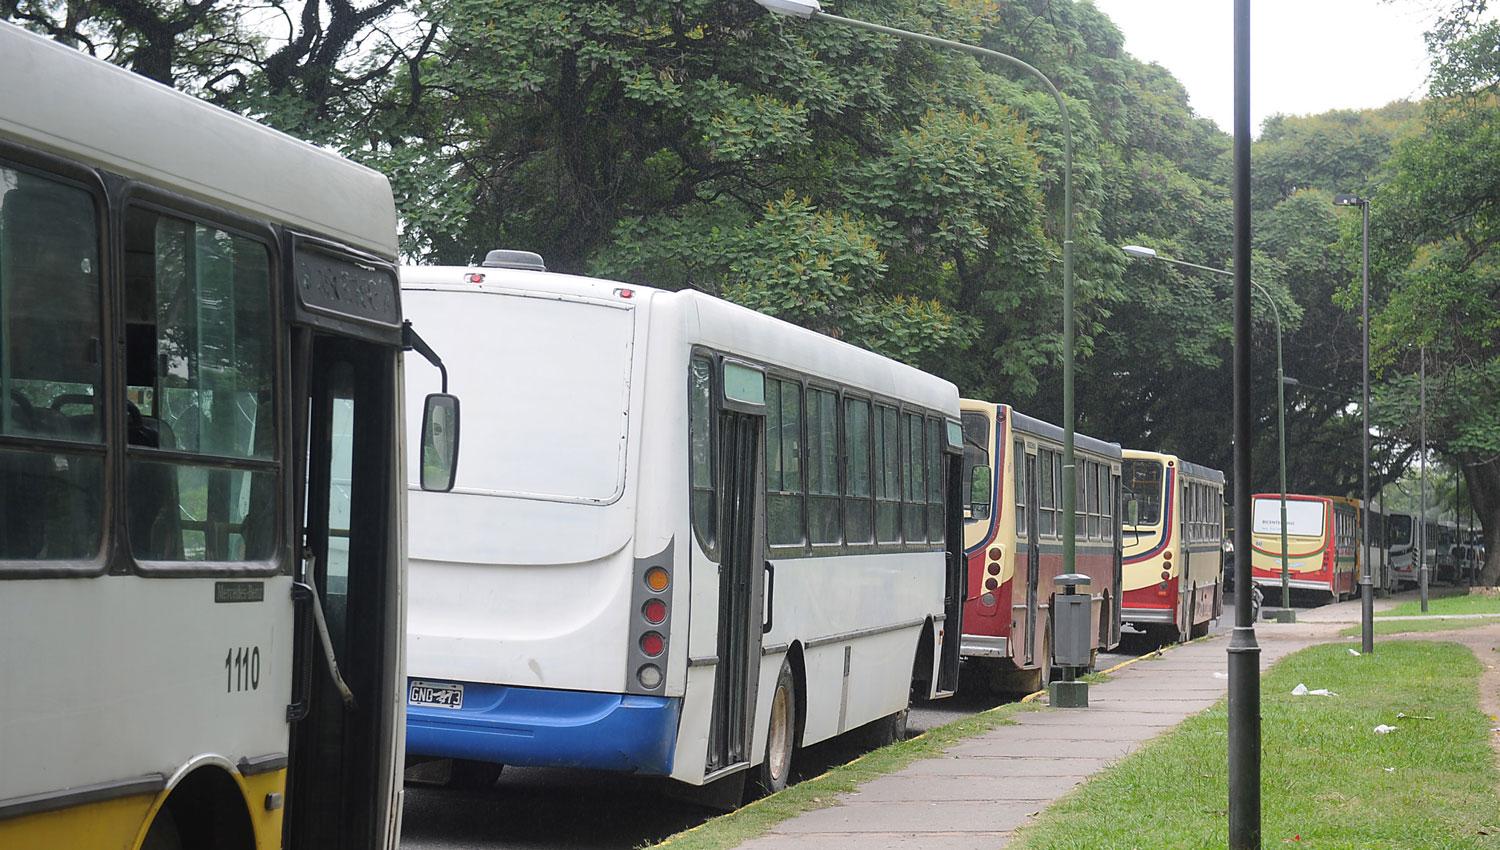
[733,623,1334,850]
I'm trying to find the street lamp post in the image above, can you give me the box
[1335,192,1374,655]
[1119,245,1292,623]
[1229,3,1260,844]
[751,0,1084,569]
[1420,345,1429,612]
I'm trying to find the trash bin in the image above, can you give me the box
[1050,573,1092,708]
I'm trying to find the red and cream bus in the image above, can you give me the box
[1120,451,1225,641]
[959,400,1122,691]
[1250,494,1361,601]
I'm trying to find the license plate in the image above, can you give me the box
[409,680,463,710]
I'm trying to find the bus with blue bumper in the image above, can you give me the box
[399,255,965,794]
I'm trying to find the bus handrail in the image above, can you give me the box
[292,554,358,711]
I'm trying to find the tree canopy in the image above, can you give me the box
[5,0,1498,577]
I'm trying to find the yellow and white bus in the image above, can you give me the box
[0,22,455,850]
[1250,493,1361,601]
[1120,450,1225,640]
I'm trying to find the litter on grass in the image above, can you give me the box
[1374,724,1398,734]
[1291,683,1337,697]
[1396,712,1435,720]
[1348,648,1362,656]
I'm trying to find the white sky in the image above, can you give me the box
[1089,0,1440,134]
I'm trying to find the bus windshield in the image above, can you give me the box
[402,288,634,504]
[961,411,990,521]
[1253,498,1325,537]
[1123,459,1164,526]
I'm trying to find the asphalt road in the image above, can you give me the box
[400,596,1241,850]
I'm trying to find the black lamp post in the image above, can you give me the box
[1334,192,1374,654]
[1228,1,1260,846]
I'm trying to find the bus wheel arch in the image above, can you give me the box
[786,641,807,750]
[910,617,937,700]
[140,765,256,850]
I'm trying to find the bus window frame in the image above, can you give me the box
[687,349,719,562]
[0,143,114,579]
[116,186,287,579]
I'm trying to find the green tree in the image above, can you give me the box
[1369,1,1500,583]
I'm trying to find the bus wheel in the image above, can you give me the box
[863,706,910,748]
[752,660,798,796]
[447,759,503,791]
[140,808,182,850]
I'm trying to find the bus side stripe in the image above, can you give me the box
[0,774,166,821]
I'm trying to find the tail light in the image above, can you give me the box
[631,556,673,694]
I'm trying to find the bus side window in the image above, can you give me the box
[123,206,276,563]
[925,418,944,543]
[1037,448,1055,537]
[1013,440,1027,536]
[844,398,874,544]
[806,387,840,546]
[766,378,805,548]
[1097,463,1110,539]
[874,404,901,544]
[0,166,105,562]
[689,357,716,552]
[903,411,925,543]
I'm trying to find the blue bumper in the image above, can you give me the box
[405,680,680,775]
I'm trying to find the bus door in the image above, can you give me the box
[1023,451,1040,666]
[1112,471,1124,644]
[936,420,964,696]
[286,333,400,850]
[281,241,424,850]
[1179,476,1190,639]
[706,360,766,775]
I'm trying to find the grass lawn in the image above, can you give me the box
[1381,592,1500,618]
[655,700,1039,850]
[1008,641,1500,849]
[1341,616,1500,637]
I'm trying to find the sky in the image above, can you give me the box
[1089,0,1440,134]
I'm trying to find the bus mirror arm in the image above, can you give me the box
[292,557,358,711]
[403,320,448,394]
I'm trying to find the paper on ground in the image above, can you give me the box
[1291,683,1338,696]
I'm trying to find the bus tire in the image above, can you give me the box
[140,808,182,850]
[448,759,503,790]
[863,706,910,748]
[751,659,798,797]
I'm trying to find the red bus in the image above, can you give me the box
[1250,494,1361,601]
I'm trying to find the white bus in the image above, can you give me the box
[400,255,964,794]
[0,22,456,850]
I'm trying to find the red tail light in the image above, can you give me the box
[640,632,665,657]
[643,599,667,625]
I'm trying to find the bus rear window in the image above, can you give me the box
[1253,498,1325,537]
[402,289,634,504]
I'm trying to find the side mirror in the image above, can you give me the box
[1124,495,1140,526]
[969,465,992,515]
[420,393,460,492]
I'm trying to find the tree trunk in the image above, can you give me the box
[1462,457,1500,586]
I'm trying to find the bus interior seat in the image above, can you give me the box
[127,399,185,560]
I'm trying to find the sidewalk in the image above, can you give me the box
[734,622,1338,850]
